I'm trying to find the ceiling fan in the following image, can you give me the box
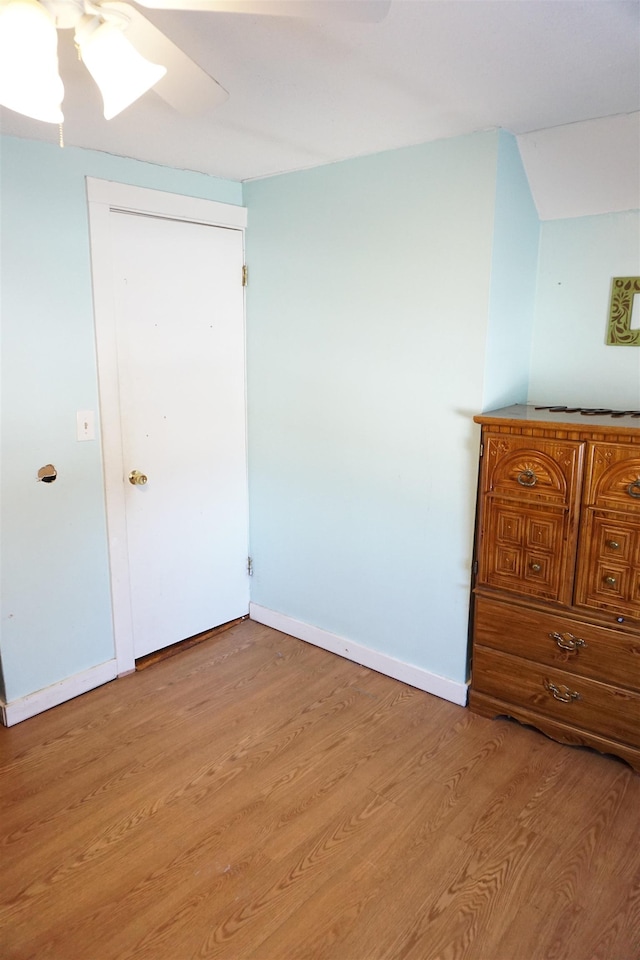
[0,0,391,125]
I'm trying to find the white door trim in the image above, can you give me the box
[86,179,247,676]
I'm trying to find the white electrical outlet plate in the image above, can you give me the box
[76,410,95,441]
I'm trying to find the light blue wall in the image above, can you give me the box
[529,211,640,407]
[483,131,539,410]
[6,126,609,711]
[0,135,241,703]
[244,132,500,685]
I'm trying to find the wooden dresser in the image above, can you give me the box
[469,404,640,772]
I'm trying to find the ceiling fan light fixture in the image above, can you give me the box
[0,0,64,123]
[76,16,166,120]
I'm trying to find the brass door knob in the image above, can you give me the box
[129,470,148,486]
[604,575,617,586]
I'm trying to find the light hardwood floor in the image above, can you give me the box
[1,619,639,960]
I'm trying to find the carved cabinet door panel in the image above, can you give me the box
[479,500,571,601]
[477,435,584,604]
[575,444,640,622]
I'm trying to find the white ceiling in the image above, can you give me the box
[518,112,640,220]
[1,0,639,185]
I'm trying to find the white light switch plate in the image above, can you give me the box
[77,410,95,441]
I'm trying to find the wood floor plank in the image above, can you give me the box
[116,690,441,957]
[2,630,358,845]
[379,824,548,960]
[1,619,639,960]
[315,760,555,960]
[583,862,640,960]
[110,694,413,922]
[129,790,402,960]
[3,679,392,951]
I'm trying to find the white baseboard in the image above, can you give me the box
[0,660,118,727]
[249,603,468,707]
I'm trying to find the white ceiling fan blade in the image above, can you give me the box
[101,2,229,115]
[132,0,391,23]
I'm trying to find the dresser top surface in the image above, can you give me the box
[475,404,640,436]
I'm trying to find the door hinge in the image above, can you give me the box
[479,442,484,458]
[472,559,478,576]
[242,264,248,287]
[247,556,253,576]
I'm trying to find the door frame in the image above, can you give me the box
[86,178,248,676]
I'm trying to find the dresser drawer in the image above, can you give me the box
[473,596,640,689]
[472,644,640,748]
[585,443,640,514]
[482,434,583,506]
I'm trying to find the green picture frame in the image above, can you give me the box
[606,277,640,346]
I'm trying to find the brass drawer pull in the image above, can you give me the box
[545,680,581,704]
[627,479,640,499]
[604,575,617,586]
[606,540,620,550]
[549,631,586,652]
[529,562,542,572]
[517,469,537,487]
